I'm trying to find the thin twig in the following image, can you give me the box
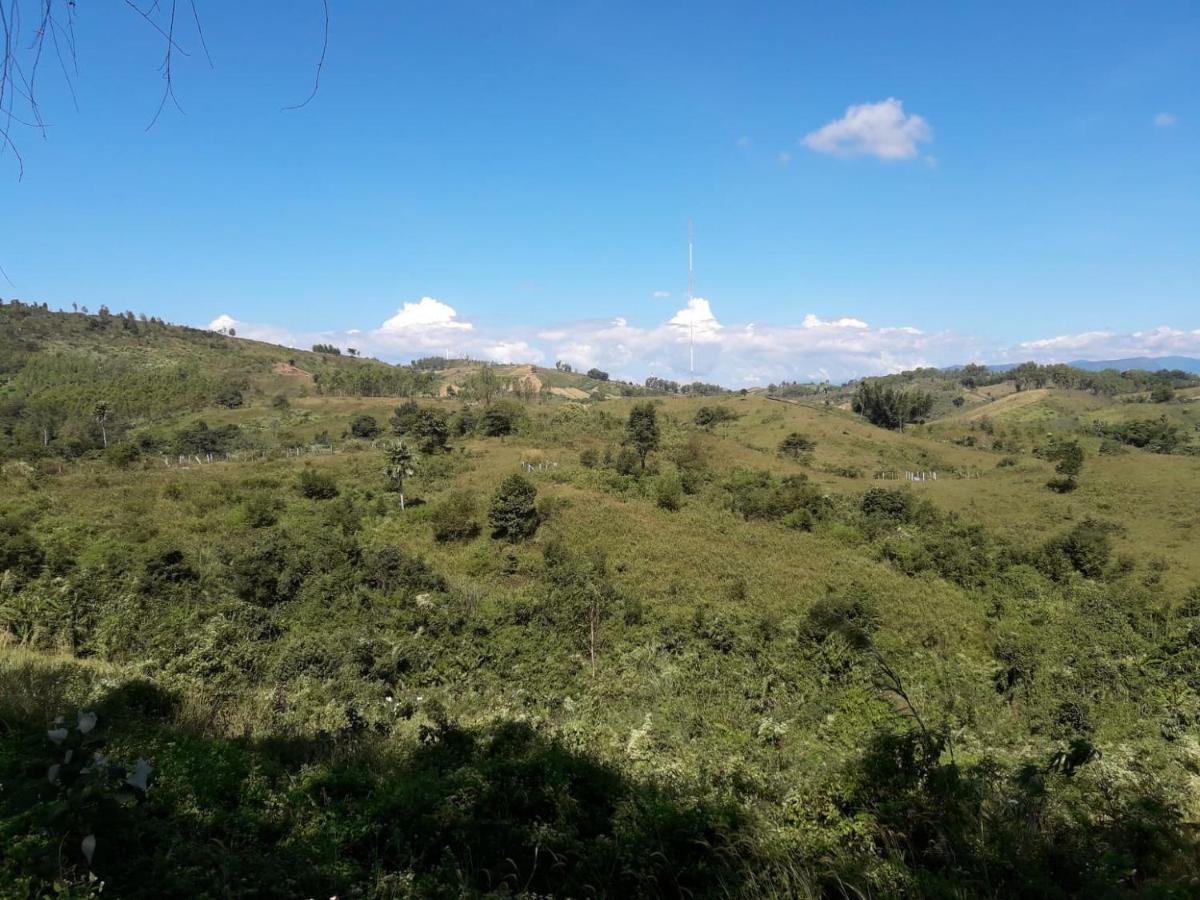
[283,0,328,111]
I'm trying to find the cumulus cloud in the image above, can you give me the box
[377,297,472,333]
[803,98,932,160]
[207,299,1200,388]
[668,298,722,342]
[1154,112,1177,128]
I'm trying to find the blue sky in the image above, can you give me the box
[1,1,1197,384]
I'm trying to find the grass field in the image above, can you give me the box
[3,305,1200,897]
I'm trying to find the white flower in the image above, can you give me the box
[126,758,154,792]
[47,728,68,744]
[81,834,96,866]
[77,711,97,734]
[47,764,61,784]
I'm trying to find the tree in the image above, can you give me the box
[543,541,620,677]
[465,366,503,407]
[488,474,540,542]
[93,401,111,449]
[1045,439,1084,493]
[625,402,659,470]
[413,408,450,454]
[482,404,517,438]
[390,400,421,435]
[1150,384,1175,404]
[384,442,416,510]
[851,381,934,430]
[349,414,380,439]
[586,368,610,382]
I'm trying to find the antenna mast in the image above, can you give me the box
[687,218,694,376]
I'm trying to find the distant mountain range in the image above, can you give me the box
[1062,356,1200,373]
[975,356,1200,375]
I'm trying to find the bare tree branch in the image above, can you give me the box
[282,0,327,111]
[0,1,331,181]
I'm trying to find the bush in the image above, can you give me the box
[104,442,141,468]
[693,405,738,429]
[297,468,339,500]
[214,387,244,409]
[1041,519,1113,579]
[489,475,540,542]
[1150,384,1175,403]
[778,432,816,458]
[1046,475,1078,493]
[482,404,519,438]
[579,448,599,468]
[654,470,683,511]
[0,517,44,582]
[349,414,380,439]
[613,448,640,476]
[240,492,279,528]
[860,487,916,522]
[723,470,829,523]
[431,490,481,543]
[390,400,421,435]
[413,408,450,454]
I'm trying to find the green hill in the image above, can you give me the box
[3,300,1200,897]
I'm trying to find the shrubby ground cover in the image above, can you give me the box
[2,305,1200,897]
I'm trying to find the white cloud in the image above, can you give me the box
[803,98,932,160]
[736,136,753,149]
[206,299,1200,388]
[1014,326,1200,361]
[377,297,471,333]
[668,298,722,342]
[777,150,792,165]
[652,290,671,298]
[1154,112,1177,127]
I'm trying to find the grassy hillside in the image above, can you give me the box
[3,304,1200,897]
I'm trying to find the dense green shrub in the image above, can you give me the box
[0,517,44,582]
[724,470,831,523]
[104,442,141,468]
[412,408,450,453]
[693,405,738,428]
[348,414,380,439]
[297,468,339,500]
[1040,519,1113,580]
[214,387,244,409]
[430,490,481,542]
[778,431,816,457]
[654,469,683,511]
[489,475,540,542]
[1092,416,1186,453]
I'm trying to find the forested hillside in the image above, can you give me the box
[3,303,1200,898]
